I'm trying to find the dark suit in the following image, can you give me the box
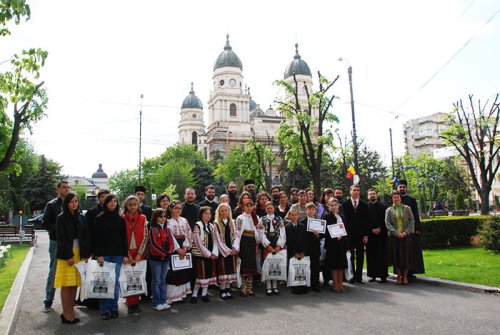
[342,198,369,282]
[198,199,219,222]
[300,217,322,290]
[140,203,153,223]
[401,194,425,274]
[366,201,388,280]
[285,221,308,293]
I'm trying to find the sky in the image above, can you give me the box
[2,0,499,178]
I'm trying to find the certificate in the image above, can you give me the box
[307,218,327,234]
[328,223,347,238]
[171,253,192,271]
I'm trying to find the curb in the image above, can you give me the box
[414,275,500,295]
[0,246,35,335]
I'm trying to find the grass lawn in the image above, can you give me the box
[0,244,31,311]
[422,247,500,287]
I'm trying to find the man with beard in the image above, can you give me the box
[270,185,281,207]
[199,184,219,221]
[366,188,388,283]
[333,186,345,216]
[226,181,239,212]
[342,184,369,284]
[244,179,257,202]
[397,180,425,277]
[135,185,153,223]
[289,188,299,206]
[182,188,201,229]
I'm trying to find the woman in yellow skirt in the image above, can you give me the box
[55,192,90,324]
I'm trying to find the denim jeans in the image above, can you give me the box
[44,239,57,305]
[99,256,123,314]
[150,260,169,306]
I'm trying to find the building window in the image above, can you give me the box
[230,103,237,117]
[192,114,197,118]
[191,132,198,147]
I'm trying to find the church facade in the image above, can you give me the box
[178,35,315,162]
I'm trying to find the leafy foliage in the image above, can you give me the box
[478,216,500,253]
[421,216,490,249]
[108,169,138,201]
[22,155,59,212]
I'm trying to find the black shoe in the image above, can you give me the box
[190,297,197,304]
[225,289,234,299]
[379,278,388,283]
[60,314,79,324]
[266,289,273,296]
[273,288,280,295]
[355,279,365,284]
[368,277,376,282]
[110,311,119,319]
[128,305,139,314]
[312,287,321,293]
[348,278,355,284]
[201,295,210,303]
[101,312,111,320]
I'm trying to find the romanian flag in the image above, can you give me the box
[347,164,356,179]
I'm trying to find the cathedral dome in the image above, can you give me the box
[249,98,257,111]
[214,34,243,71]
[91,164,108,179]
[181,83,203,109]
[284,43,311,79]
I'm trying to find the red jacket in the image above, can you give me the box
[149,224,174,260]
[123,212,148,259]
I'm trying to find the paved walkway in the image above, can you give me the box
[8,231,500,334]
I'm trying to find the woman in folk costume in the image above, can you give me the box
[191,206,218,303]
[122,196,148,314]
[213,203,240,300]
[385,190,415,285]
[235,198,260,297]
[165,200,192,304]
[257,201,286,296]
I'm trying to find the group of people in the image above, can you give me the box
[41,179,424,324]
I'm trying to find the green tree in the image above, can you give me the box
[439,94,500,215]
[275,73,339,195]
[0,0,48,172]
[108,169,138,201]
[22,155,59,211]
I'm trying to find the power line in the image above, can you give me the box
[391,6,500,113]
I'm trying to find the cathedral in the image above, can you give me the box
[178,35,315,161]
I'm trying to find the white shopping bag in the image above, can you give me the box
[119,260,148,297]
[287,256,311,287]
[86,259,116,299]
[75,261,87,300]
[344,251,354,281]
[261,250,287,282]
[236,257,242,288]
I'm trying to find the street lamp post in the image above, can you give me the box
[138,94,143,185]
[348,66,358,173]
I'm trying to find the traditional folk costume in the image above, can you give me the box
[166,217,192,304]
[123,212,148,309]
[258,214,286,295]
[235,211,260,296]
[191,221,218,302]
[214,217,240,299]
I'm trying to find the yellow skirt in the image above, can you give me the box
[54,247,81,288]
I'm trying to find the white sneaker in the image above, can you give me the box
[161,303,171,310]
[154,304,165,311]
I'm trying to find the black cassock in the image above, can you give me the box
[401,194,425,274]
[285,221,308,293]
[366,201,388,279]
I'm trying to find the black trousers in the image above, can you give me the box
[350,240,365,281]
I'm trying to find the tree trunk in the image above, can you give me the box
[479,190,490,215]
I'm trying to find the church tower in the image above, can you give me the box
[206,35,252,158]
[283,43,316,118]
[178,83,205,150]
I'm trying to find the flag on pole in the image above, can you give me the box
[392,176,399,185]
[347,164,356,179]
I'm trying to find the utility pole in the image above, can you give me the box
[138,94,143,185]
[348,66,358,173]
[389,127,395,177]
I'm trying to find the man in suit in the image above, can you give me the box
[342,184,369,284]
[198,184,219,221]
[135,186,152,223]
[397,180,425,277]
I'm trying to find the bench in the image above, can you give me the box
[0,225,35,243]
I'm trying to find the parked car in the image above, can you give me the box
[28,214,44,230]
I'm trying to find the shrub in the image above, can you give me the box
[478,216,500,253]
[455,192,465,210]
[421,216,491,249]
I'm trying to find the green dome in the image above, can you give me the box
[181,83,203,109]
[284,43,311,79]
[214,34,243,71]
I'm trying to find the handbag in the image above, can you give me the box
[119,260,147,297]
[85,259,116,299]
[261,250,287,281]
[287,256,311,287]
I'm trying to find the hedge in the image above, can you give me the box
[421,215,491,249]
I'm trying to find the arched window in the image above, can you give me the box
[230,103,237,117]
[191,131,198,147]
